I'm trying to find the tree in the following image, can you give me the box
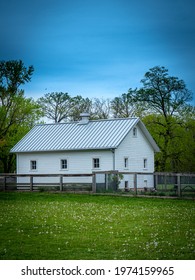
[134,66,193,171]
[136,66,192,117]
[0,60,42,172]
[37,92,72,123]
[111,89,145,118]
[0,60,34,139]
[143,109,195,172]
[37,93,93,122]
[92,98,111,119]
[176,105,195,172]
[0,98,41,173]
[69,95,92,121]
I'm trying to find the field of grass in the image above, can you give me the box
[0,192,194,260]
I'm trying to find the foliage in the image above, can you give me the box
[0,60,42,172]
[37,93,93,122]
[110,173,124,190]
[135,66,192,117]
[132,66,193,171]
[0,98,42,172]
[143,112,195,172]
[177,106,195,172]
[37,92,72,123]
[0,192,194,260]
[69,95,92,121]
[0,60,34,95]
[111,89,137,118]
[0,60,34,139]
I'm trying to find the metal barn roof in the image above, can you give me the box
[10,117,160,153]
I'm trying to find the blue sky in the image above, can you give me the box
[0,0,194,104]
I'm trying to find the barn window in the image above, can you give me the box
[143,158,148,169]
[61,159,68,170]
[133,127,137,137]
[124,157,129,169]
[30,160,37,170]
[93,158,100,169]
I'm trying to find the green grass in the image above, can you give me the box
[0,192,194,260]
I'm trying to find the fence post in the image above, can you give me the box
[92,173,96,193]
[154,173,158,190]
[177,174,181,197]
[3,176,6,191]
[30,176,33,191]
[105,173,108,191]
[59,175,63,191]
[134,173,137,196]
[165,174,167,190]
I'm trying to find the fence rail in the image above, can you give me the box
[0,173,94,192]
[0,172,195,197]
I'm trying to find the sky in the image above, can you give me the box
[0,0,195,104]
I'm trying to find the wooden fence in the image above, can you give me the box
[93,171,195,197]
[0,172,195,197]
[154,172,195,197]
[0,173,94,192]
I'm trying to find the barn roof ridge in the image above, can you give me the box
[35,116,139,126]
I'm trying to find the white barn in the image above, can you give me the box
[11,114,160,190]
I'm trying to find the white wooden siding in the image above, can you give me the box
[17,150,113,184]
[115,124,154,188]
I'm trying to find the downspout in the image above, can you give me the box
[16,153,19,174]
[111,149,115,171]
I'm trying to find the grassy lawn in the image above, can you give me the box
[0,192,194,260]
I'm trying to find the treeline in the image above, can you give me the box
[0,60,194,173]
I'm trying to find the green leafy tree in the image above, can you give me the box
[136,66,192,117]
[177,105,195,172]
[135,66,193,171]
[0,94,42,172]
[0,60,34,139]
[143,110,195,172]
[0,60,42,172]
